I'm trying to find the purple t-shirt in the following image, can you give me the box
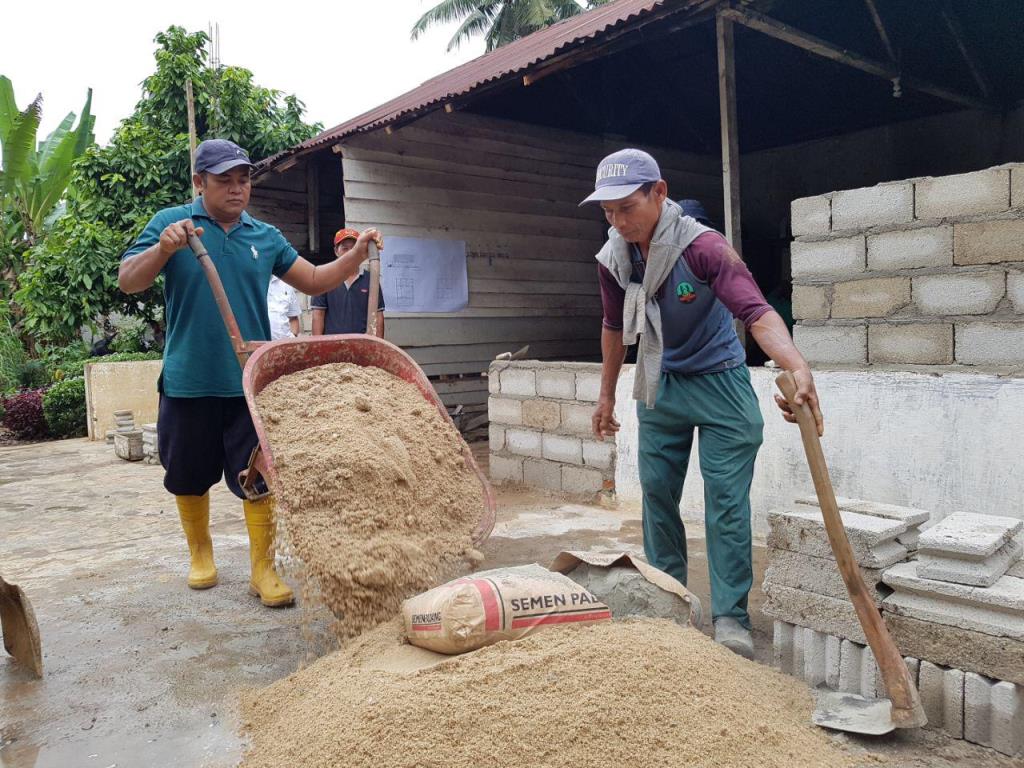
[599,232,771,329]
[598,232,773,375]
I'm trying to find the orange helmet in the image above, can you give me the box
[333,227,360,246]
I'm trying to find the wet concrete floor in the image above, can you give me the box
[0,439,1016,767]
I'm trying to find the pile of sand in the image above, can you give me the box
[240,618,859,768]
[255,362,484,636]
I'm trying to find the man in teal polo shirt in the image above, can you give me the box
[119,139,379,608]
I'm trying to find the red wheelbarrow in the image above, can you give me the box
[187,232,497,546]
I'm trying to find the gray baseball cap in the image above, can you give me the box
[580,148,661,205]
[195,139,253,175]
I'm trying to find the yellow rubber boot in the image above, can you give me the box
[243,498,294,607]
[176,494,218,589]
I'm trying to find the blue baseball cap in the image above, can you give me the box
[580,148,661,205]
[677,199,714,227]
[194,139,253,175]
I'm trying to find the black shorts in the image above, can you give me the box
[158,395,262,500]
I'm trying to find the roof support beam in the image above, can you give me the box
[716,10,742,256]
[940,3,992,99]
[718,7,992,112]
[863,0,898,63]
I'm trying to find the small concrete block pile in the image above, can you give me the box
[763,500,927,644]
[795,495,928,552]
[114,409,135,430]
[878,513,1024,755]
[141,423,159,465]
[916,512,1023,588]
[770,504,1024,756]
[881,529,1024,688]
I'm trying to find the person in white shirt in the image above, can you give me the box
[267,274,301,340]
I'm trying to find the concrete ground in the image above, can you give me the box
[0,439,1019,768]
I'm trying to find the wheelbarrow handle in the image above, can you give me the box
[187,232,252,371]
[366,240,382,337]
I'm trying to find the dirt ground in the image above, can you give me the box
[0,439,1019,768]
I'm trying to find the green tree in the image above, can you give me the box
[16,26,322,344]
[0,76,94,303]
[411,0,610,52]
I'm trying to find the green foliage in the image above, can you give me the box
[0,300,26,393]
[16,359,49,389]
[109,316,149,353]
[0,76,95,306]
[411,0,610,51]
[43,376,86,438]
[16,25,321,345]
[59,350,162,381]
[38,340,90,382]
[15,217,130,342]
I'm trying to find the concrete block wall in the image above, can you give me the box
[488,361,613,497]
[790,164,1024,369]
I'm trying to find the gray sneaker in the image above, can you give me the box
[714,617,754,660]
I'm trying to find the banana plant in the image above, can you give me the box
[0,76,95,246]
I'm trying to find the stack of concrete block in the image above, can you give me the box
[763,500,927,644]
[770,506,1023,756]
[110,409,136,448]
[877,513,1024,754]
[487,360,614,497]
[915,512,1023,587]
[141,423,159,465]
[113,409,135,434]
[795,495,928,552]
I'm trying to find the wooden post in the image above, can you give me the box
[716,12,742,256]
[185,79,198,183]
[306,160,320,255]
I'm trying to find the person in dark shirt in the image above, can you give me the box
[582,149,824,660]
[312,228,386,336]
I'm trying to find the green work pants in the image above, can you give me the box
[637,365,763,629]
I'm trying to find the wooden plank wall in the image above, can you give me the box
[340,111,723,414]
[249,155,344,263]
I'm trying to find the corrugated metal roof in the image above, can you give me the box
[259,0,700,170]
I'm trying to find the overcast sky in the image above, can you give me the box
[3,0,486,145]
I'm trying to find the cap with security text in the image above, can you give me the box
[580,148,661,205]
[194,139,253,175]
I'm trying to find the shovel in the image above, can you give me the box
[0,573,42,677]
[776,371,925,735]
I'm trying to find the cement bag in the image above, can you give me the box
[550,551,703,629]
[402,564,611,654]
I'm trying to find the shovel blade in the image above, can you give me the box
[0,576,43,678]
[812,689,894,735]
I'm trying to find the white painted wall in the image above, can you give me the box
[614,366,1024,533]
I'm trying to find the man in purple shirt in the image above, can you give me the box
[582,149,824,659]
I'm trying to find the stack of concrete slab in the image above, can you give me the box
[915,512,1023,587]
[795,495,928,552]
[878,513,1024,754]
[763,500,927,644]
[141,423,159,465]
[769,504,1023,756]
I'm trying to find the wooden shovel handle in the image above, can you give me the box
[776,370,926,728]
[188,232,251,370]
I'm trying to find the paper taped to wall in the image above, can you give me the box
[380,236,468,313]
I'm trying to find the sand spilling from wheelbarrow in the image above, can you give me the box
[240,618,862,768]
[255,362,483,637]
